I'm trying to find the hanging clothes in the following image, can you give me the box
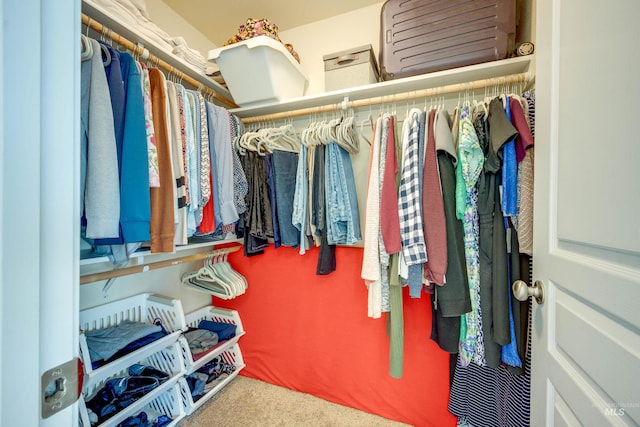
[325,142,362,246]
[377,115,393,313]
[271,149,300,248]
[165,81,187,245]
[138,63,159,189]
[448,303,531,427]
[449,90,535,427]
[312,144,336,275]
[195,92,211,212]
[264,152,281,248]
[429,109,471,354]
[500,97,523,368]
[209,104,239,227]
[511,95,535,256]
[183,89,200,237]
[398,109,428,298]
[379,114,404,378]
[456,105,486,367]
[475,101,509,368]
[110,51,151,244]
[292,145,310,254]
[229,114,249,225]
[362,116,383,318]
[98,42,125,163]
[148,68,175,253]
[380,115,401,255]
[240,150,272,255]
[422,108,448,287]
[204,102,223,232]
[81,37,120,240]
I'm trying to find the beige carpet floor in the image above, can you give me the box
[178,375,411,427]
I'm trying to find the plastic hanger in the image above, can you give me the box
[359,109,373,146]
[338,115,360,154]
[80,34,93,61]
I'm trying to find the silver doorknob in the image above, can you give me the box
[512,280,545,304]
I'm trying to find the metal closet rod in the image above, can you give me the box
[241,72,528,124]
[81,13,237,109]
[80,245,242,285]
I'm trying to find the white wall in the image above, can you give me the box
[145,0,217,58]
[280,2,384,96]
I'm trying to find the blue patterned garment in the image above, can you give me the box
[455,106,486,367]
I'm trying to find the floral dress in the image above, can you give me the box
[455,105,486,367]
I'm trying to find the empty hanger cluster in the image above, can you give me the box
[182,251,247,299]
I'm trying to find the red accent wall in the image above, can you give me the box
[217,245,457,427]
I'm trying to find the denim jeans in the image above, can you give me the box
[325,143,361,245]
[312,144,336,275]
[292,145,308,253]
[271,150,300,247]
[264,153,281,248]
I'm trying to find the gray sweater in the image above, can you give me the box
[81,38,120,238]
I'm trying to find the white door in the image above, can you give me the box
[1,1,80,426]
[533,0,640,425]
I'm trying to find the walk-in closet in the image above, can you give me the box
[1,1,638,427]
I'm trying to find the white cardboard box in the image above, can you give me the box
[208,36,308,107]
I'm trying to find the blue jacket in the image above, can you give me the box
[98,52,150,244]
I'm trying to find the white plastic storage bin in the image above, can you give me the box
[208,35,308,107]
[79,293,186,390]
[179,305,246,373]
[79,343,185,427]
[178,344,246,415]
[79,377,185,427]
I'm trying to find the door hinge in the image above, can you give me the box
[41,357,84,419]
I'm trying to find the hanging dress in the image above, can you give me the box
[455,105,485,366]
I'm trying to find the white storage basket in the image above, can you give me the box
[80,374,186,427]
[80,342,185,427]
[178,343,245,415]
[179,306,245,373]
[79,293,186,391]
[208,35,308,107]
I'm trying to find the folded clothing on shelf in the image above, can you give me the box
[86,373,166,424]
[85,320,169,369]
[198,319,237,341]
[87,0,209,72]
[184,372,209,400]
[184,328,219,355]
[197,357,236,382]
